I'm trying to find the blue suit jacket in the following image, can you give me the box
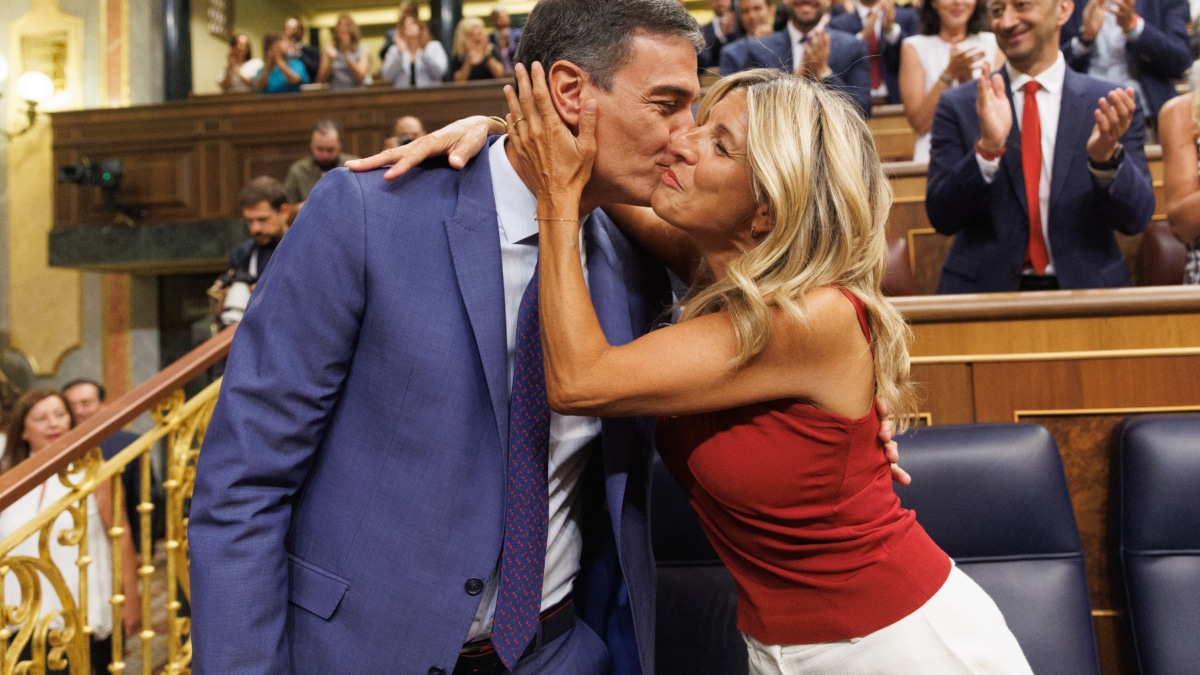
[926,68,1154,293]
[827,7,920,104]
[1060,0,1191,118]
[188,144,670,674]
[719,28,873,117]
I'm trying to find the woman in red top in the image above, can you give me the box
[502,64,1032,673]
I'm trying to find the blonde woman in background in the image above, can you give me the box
[1156,64,1200,283]
[381,13,448,87]
[449,17,506,82]
[317,13,372,90]
[899,0,1003,162]
[503,64,1031,673]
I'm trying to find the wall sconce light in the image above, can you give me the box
[0,55,55,140]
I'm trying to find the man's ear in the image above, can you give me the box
[545,60,591,129]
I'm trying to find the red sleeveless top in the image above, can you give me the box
[655,289,951,645]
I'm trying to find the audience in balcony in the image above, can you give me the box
[62,378,161,553]
[285,16,322,83]
[829,0,920,104]
[900,0,1003,162]
[284,119,357,210]
[489,7,522,74]
[698,0,744,73]
[1061,0,1191,129]
[382,13,449,87]
[377,1,425,62]
[449,17,506,82]
[212,177,291,326]
[1156,69,1200,283]
[384,114,426,149]
[0,390,141,674]
[316,13,372,90]
[255,33,311,94]
[720,0,873,118]
[217,33,262,95]
[926,0,1154,293]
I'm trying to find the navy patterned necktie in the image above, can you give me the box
[491,267,551,668]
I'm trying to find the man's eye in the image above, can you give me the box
[657,102,679,114]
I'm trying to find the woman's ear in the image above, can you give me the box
[750,206,774,239]
[545,61,590,129]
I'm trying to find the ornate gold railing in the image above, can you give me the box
[0,328,234,675]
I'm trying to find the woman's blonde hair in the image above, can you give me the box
[452,17,486,58]
[679,69,918,426]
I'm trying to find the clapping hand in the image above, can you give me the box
[946,43,984,83]
[1081,0,1106,43]
[1088,87,1136,163]
[975,61,1012,154]
[800,30,832,80]
[1107,0,1139,32]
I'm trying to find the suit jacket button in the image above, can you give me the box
[465,577,484,595]
[428,668,445,675]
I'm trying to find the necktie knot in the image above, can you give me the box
[1023,80,1040,96]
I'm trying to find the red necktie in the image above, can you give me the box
[1021,80,1049,274]
[492,267,550,669]
[865,29,882,90]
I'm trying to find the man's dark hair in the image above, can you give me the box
[238,176,289,211]
[312,118,344,141]
[62,378,106,401]
[920,0,989,36]
[515,0,703,90]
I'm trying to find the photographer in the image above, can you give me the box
[382,114,425,150]
[212,177,291,326]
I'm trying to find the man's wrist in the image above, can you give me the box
[1088,142,1125,170]
[975,138,1007,160]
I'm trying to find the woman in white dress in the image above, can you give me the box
[0,390,141,674]
[899,0,1004,162]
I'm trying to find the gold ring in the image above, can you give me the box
[515,117,527,124]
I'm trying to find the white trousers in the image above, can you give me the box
[742,566,1033,675]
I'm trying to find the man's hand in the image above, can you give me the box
[1109,0,1139,32]
[800,30,832,80]
[346,115,501,179]
[862,6,881,41]
[880,0,896,36]
[1081,0,1106,43]
[876,399,910,485]
[976,62,1012,154]
[1088,87,1136,163]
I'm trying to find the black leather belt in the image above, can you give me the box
[1019,274,1059,291]
[453,596,575,675]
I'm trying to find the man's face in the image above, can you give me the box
[63,383,102,423]
[584,33,700,207]
[988,0,1071,69]
[711,0,733,17]
[285,18,303,43]
[244,201,288,246]
[395,116,425,139]
[741,0,773,32]
[493,9,511,29]
[310,130,343,171]
[789,0,828,30]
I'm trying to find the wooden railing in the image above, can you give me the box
[0,327,234,674]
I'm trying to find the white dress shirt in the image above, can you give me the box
[465,136,602,642]
[1069,14,1148,114]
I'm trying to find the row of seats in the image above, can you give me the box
[652,415,1200,674]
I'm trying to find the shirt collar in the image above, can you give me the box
[1006,52,1066,97]
[486,136,539,245]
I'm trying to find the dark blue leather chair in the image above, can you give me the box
[1116,414,1200,674]
[651,453,747,675]
[895,423,1101,675]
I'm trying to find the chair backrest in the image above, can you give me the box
[882,235,918,297]
[1136,221,1187,286]
[894,423,1101,675]
[1116,414,1200,674]
[650,453,748,675]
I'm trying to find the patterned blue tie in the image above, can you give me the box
[491,267,550,669]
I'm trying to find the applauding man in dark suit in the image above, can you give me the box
[926,0,1153,293]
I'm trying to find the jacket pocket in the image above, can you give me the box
[288,554,350,620]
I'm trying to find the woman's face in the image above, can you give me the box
[468,25,486,45]
[651,90,766,252]
[401,16,421,39]
[21,396,71,454]
[336,18,354,43]
[935,0,976,32]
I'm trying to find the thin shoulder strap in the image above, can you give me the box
[836,287,872,347]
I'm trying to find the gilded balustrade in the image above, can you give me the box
[0,378,221,675]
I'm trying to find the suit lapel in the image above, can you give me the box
[1050,70,1088,217]
[443,146,510,448]
[999,69,1029,217]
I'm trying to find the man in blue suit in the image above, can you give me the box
[720,0,874,117]
[926,0,1153,293]
[828,0,920,104]
[489,7,522,73]
[187,1,703,673]
[1060,0,1190,124]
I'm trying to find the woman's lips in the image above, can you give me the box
[661,169,682,190]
